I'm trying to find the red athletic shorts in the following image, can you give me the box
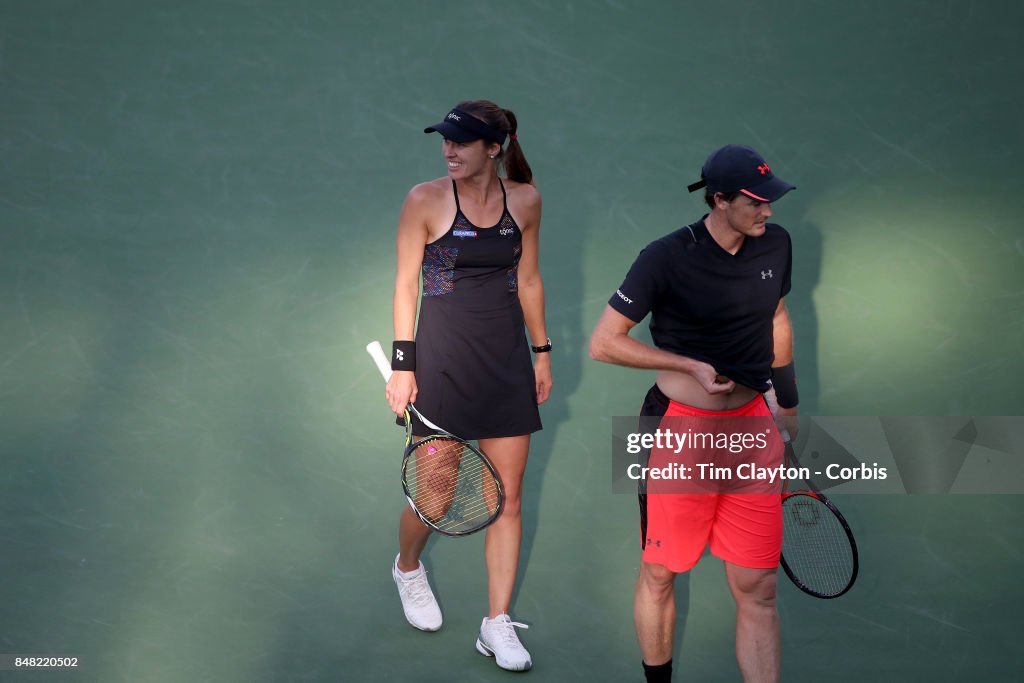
[637,384,784,572]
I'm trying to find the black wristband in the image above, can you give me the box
[771,362,798,408]
[531,337,552,353]
[392,340,416,372]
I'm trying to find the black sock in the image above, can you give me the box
[642,659,672,682]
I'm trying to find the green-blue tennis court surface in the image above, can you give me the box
[2,1,1022,680]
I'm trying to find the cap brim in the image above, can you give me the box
[741,176,796,203]
[423,121,480,143]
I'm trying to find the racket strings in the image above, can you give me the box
[404,437,501,534]
[781,496,855,596]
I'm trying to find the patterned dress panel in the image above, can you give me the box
[507,242,522,292]
[453,212,476,235]
[496,211,517,236]
[422,244,458,296]
[499,212,521,291]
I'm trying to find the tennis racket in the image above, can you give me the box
[779,432,859,599]
[366,341,504,537]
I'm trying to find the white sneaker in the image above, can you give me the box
[475,613,532,671]
[392,555,442,631]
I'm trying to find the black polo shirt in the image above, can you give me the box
[608,218,792,392]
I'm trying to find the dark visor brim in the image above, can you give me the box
[423,120,481,143]
[424,108,507,145]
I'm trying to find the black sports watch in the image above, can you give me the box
[531,337,552,353]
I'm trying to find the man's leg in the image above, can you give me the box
[724,562,779,683]
[635,560,677,667]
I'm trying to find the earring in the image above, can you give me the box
[488,154,496,159]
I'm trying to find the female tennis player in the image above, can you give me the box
[383,99,551,672]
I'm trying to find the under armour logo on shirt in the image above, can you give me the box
[762,270,773,279]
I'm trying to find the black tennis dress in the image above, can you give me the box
[411,179,542,440]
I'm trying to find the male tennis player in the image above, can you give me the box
[589,144,800,683]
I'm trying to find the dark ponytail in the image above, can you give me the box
[500,108,533,185]
[456,100,534,185]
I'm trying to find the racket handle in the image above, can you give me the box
[366,340,393,382]
[367,339,444,433]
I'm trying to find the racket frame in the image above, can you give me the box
[367,341,505,537]
[779,434,859,599]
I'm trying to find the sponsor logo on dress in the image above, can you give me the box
[616,289,633,304]
[761,270,773,280]
[499,226,514,236]
[453,229,477,238]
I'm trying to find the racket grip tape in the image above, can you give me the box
[366,341,393,381]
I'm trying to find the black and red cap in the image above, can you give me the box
[687,144,795,202]
[424,108,507,145]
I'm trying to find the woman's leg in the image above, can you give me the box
[477,434,530,617]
